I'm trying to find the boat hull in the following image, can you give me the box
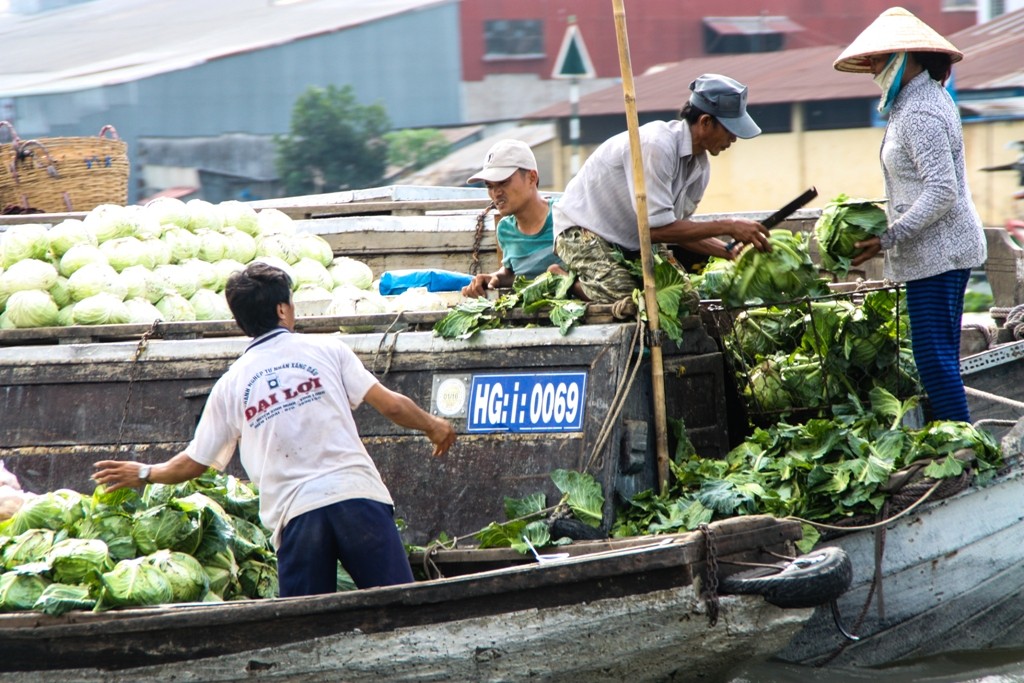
[776,460,1024,667]
[0,589,808,683]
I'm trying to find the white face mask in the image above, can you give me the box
[872,53,908,115]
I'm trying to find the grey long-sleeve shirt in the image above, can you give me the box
[879,71,986,282]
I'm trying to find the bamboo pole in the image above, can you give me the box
[611,0,671,495]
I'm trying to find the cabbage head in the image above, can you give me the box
[327,286,389,332]
[1,490,78,535]
[1,223,49,268]
[132,503,202,556]
[97,556,174,609]
[294,233,333,267]
[119,265,152,300]
[45,537,112,584]
[47,219,96,258]
[196,229,229,263]
[722,230,828,307]
[143,549,209,603]
[32,582,96,616]
[72,293,131,326]
[99,236,148,272]
[83,204,136,243]
[74,506,137,561]
[185,199,224,234]
[200,546,239,599]
[1,529,55,569]
[0,566,51,612]
[155,291,197,322]
[4,290,59,328]
[123,297,163,325]
[59,243,108,277]
[221,228,257,264]
[139,237,172,269]
[238,558,278,599]
[49,276,72,308]
[56,304,75,326]
[291,257,334,291]
[143,197,191,230]
[189,289,232,321]
[0,259,59,308]
[153,264,200,299]
[218,201,260,236]
[160,226,201,263]
[256,233,300,264]
[179,258,220,291]
[256,208,295,236]
[814,194,888,277]
[67,262,126,301]
[329,256,374,290]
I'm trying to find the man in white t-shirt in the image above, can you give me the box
[94,262,456,596]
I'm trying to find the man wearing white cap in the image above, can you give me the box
[462,139,565,297]
[838,7,986,422]
[551,73,772,304]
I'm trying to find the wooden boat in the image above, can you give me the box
[0,516,824,683]
[772,420,1024,668]
[2,188,1022,674]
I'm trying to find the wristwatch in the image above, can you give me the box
[138,464,152,483]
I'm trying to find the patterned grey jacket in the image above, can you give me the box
[878,71,986,282]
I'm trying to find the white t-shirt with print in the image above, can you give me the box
[185,328,392,546]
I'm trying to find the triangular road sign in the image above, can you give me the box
[552,24,595,79]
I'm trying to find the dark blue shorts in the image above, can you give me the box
[276,498,414,597]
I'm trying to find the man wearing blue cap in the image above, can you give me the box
[552,73,771,304]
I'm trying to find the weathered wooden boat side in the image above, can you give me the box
[0,318,728,546]
[0,516,812,683]
[776,445,1024,667]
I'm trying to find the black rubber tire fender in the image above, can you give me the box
[718,546,853,609]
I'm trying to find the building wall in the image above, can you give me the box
[459,0,976,122]
[6,5,462,203]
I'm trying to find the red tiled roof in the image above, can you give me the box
[527,8,1024,118]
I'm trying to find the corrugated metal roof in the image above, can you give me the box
[0,0,451,96]
[703,16,804,36]
[528,7,1024,119]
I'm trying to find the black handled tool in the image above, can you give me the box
[724,186,818,252]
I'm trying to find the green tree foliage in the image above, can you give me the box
[275,85,390,196]
[383,129,451,171]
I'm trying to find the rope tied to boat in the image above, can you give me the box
[698,523,720,627]
[1003,304,1024,341]
[469,201,496,276]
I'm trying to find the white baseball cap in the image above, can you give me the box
[467,139,538,184]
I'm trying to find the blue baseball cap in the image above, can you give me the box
[689,74,761,139]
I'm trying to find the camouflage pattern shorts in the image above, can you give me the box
[554,226,699,313]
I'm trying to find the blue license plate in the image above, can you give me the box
[466,372,587,433]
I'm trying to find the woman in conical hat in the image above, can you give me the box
[839,7,986,422]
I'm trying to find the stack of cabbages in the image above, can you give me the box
[0,471,278,615]
[0,197,414,329]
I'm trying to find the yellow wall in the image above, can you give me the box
[554,112,1024,226]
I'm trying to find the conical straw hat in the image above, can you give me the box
[833,7,964,73]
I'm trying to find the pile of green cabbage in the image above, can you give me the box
[725,288,921,420]
[0,470,278,615]
[0,198,380,329]
[691,229,830,308]
[813,194,888,277]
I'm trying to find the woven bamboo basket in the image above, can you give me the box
[0,122,129,213]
